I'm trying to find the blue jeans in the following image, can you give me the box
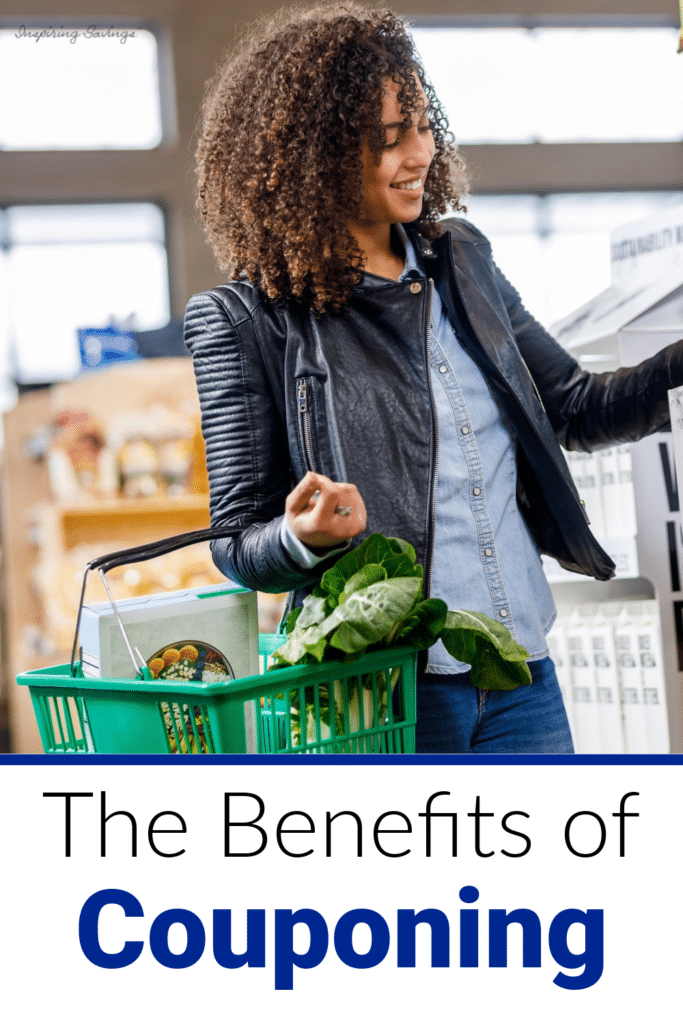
[415,656,574,754]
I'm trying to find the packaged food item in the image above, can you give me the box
[46,410,118,500]
[78,583,258,682]
[117,438,160,498]
[108,405,198,498]
[157,437,194,495]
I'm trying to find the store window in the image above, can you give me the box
[410,23,683,144]
[0,203,170,406]
[462,191,683,331]
[409,22,683,330]
[0,25,163,149]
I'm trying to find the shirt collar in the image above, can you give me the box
[395,223,423,281]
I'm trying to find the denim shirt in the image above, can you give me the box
[281,227,555,672]
[395,226,555,672]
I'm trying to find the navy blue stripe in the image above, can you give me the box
[1,754,680,765]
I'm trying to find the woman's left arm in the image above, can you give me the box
[494,257,683,452]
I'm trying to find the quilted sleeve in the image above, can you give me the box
[184,289,338,593]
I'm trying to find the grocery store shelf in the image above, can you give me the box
[54,494,209,515]
[36,495,210,554]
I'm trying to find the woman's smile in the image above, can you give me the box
[390,176,425,193]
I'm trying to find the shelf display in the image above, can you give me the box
[548,204,683,753]
[549,601,668,754]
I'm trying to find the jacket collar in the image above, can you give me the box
[404,224,438,260]
[353,224,438,292]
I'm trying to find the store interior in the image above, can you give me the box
[1,0,682,753]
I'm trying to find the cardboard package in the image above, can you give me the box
[79,582,259,682]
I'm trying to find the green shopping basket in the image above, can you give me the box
[16,527,417,754]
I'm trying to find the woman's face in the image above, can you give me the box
[356,77,435,227]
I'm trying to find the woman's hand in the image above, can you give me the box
[285,471,367,552]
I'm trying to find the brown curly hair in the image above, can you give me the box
[195,2,469,313]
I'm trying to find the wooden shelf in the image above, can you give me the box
[36,494,210,555]
[53,495,209,515]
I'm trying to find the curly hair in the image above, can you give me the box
[195,2,469,313]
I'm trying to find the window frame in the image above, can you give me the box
[0,198,173,388]
[408,14,682,147]
[409,14,678,31]
[0,17,177,152]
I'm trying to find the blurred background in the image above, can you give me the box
[1,0,682,752]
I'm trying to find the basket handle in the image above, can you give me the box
[70,525,242,679]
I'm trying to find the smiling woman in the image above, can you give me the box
[186,3,683,753]
[350,78,436,280]
[194,4,466,313]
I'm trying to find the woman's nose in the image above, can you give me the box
[404,132,432,167]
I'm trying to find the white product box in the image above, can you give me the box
[614,606,651,755]
[565,610,602,754]
[546,620,576,743]
[567,450,605,538]
[589,608,625,754]
[616,444,638,537]
[79,582,259,682]
[636,603,670,754]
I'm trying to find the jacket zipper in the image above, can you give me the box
[444,243,590,528]
[424,278,439,600]
[276,378,317,630]
[297,379,315,472]
[282,379,316,634]
[519,355,546,413]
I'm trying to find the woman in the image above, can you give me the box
[185,3,683,753]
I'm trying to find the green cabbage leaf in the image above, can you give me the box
[270,533,532,690]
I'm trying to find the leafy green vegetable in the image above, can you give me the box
[440,610,532,690]
[319,533,421,599]
[327,576,422,655]
[394,597,448,650]
[270,532,532,692]
[339,564,387,602]
[295,593,329,629]
[273,576,420,663]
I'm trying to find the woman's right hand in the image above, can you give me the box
[285,471,367,552]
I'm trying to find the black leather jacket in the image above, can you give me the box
[184,218,683,596]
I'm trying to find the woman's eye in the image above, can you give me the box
[382,119,433,148]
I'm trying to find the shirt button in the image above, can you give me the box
[438,364,448,374]
[499,608,508,618]
[484,547,493,557]
[461,425,469,435]
[409,282,422,294]
[473,486,481,496]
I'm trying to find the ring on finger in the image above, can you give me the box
[334,505,352,517]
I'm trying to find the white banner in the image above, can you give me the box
[0,758,679,1023]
